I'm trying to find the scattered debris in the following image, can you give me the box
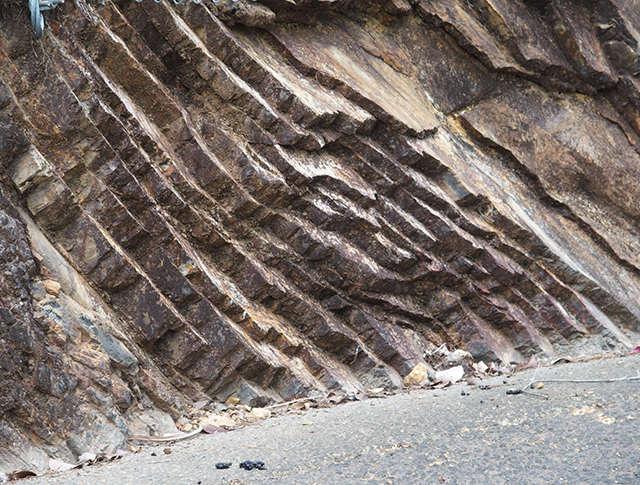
[504,364,549,399]
[466,377,482,386]
[202,424,229,434]
[49,458,75,472]
[200,415,236,430]
[239,461,266,471]
[226,397,240,406]
[301,418,313,425]
[263,395,323,410]
[215,462,232,469]
[327,393,345,405]
[444,349,472,367]
[128,426,203,442]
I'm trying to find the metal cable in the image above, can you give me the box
[29,0,44,37]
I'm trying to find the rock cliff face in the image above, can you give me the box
[1,0,640,471]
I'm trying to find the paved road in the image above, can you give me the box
[26,355,640,485]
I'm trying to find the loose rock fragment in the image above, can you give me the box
[239,461,266,471]
[403,363,435,386]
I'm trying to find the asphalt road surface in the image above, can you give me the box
[24,355,640,485]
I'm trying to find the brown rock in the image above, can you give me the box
[403,363,436,386]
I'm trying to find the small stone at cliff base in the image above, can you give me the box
[215,462,232,469]
[239,461,266,470]
[226,397,240,406]
[403,363,435,386]
[43,279,61,296]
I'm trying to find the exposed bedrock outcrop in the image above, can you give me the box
[1,0,640,471]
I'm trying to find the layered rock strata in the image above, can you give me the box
[1,0,640,471]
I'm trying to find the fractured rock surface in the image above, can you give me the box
[1,0,640,471]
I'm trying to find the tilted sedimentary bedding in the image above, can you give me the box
[1,0,640,471]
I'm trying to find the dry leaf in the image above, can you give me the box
[466,377,481,386]
[7,471,38,480]
[517,355,538,371]
[128,445,141,453]
[328,394,345,404]
[77,453,97,464]
[367,387,384,394]
[434,365,464,385]
[49,458,76,472]
[202,424,229,434]
[301,419,313,425]
[551,357,574,365]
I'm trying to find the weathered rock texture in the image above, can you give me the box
[1,0,640,472]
